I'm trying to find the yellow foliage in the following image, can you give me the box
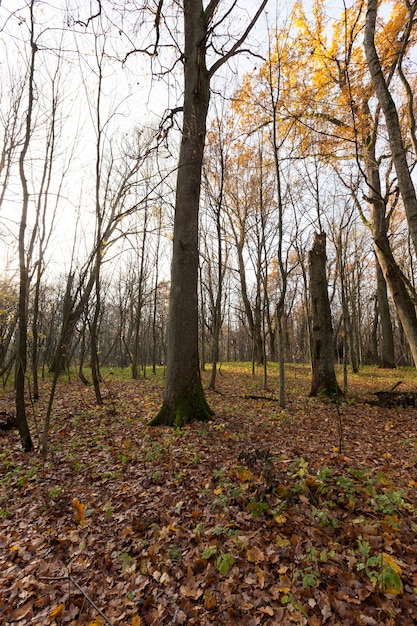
[382,553,402,574]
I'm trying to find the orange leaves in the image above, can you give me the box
[72,498,86,525]
[49,604,64,619]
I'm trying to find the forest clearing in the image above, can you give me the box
[1,364,416,626]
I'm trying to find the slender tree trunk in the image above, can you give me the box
[276,306,285,408]
[309,232,341,398]
[15,2,36,452]
[90,286,103,405]
[152,208,162,374]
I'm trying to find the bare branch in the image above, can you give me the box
[74,0,102,28]
[208,0,269,78]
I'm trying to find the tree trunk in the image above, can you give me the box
[364,0,417,258]
[309,232,341,397]
[15,1,36,452]
[364,128,417,368]
[375,257,396,368]
[151,1,214,427]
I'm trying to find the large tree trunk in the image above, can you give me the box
[364,130,417,368]
[375,257,396,368]
[151,1,213,427]
[309,232,341,397]
[364,0,417,258]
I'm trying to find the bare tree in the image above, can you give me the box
[16,0,37,452]
[151,0,269,427]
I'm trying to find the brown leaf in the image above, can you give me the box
[204,591,217,609]
[247,545,265,563]
[13,601,34,621]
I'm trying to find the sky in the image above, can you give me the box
[0,0,280,281]
[0,0,396,282]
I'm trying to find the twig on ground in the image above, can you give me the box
[40,574,114,625]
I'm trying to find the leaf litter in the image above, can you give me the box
[0,364,416,625]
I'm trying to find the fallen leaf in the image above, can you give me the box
[13,601,33,621]
[204,591,217,609]
[247,545,265,563]
[49,604,64,619]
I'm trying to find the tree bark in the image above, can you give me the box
[151,0,268,426]
[364,127,417,368]
[309,232,341,397]
[15,1,36,452]
[364,0,417,258]
[375,257,396,368]
[151,1,214,426]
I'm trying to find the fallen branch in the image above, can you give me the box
[40,574,114,625]
[242,394,278,401]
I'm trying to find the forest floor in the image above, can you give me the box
[0,363,417,626]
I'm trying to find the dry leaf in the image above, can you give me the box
[204,591,217,609]
[256,567,266,588]
[13,601,33,621]
[72,498,86,525]
[259,606,274,616]
[247,545,265,563]
[49,604,64,619]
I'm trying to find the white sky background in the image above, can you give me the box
[0,0,282,282]
[0,0,396,284]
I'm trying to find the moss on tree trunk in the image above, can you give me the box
[150,379,213,428]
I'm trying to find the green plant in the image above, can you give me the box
[211,493,229,510]
[167,544,182,561]
[311,506,338,528]
[213,467,226,483]
[247,498,268,517]
[356,538,381,586]
[372,491,405,516]
[201,545,233,575]
[356,538,402,593]
[209,526,237,537]
[290,457,309,479]
[103,502,113,516]
[145,441,165,462]
[49,485,63,500]
[201,545,217,559]
[293,566,320,589]
[215,552,234,575]
[117,551,135,572]
[280,592,308,619]
[314,466,333,494]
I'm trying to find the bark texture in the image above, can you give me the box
[364,0,417,257]
[309,232,341,397]
[151,1,214,426]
